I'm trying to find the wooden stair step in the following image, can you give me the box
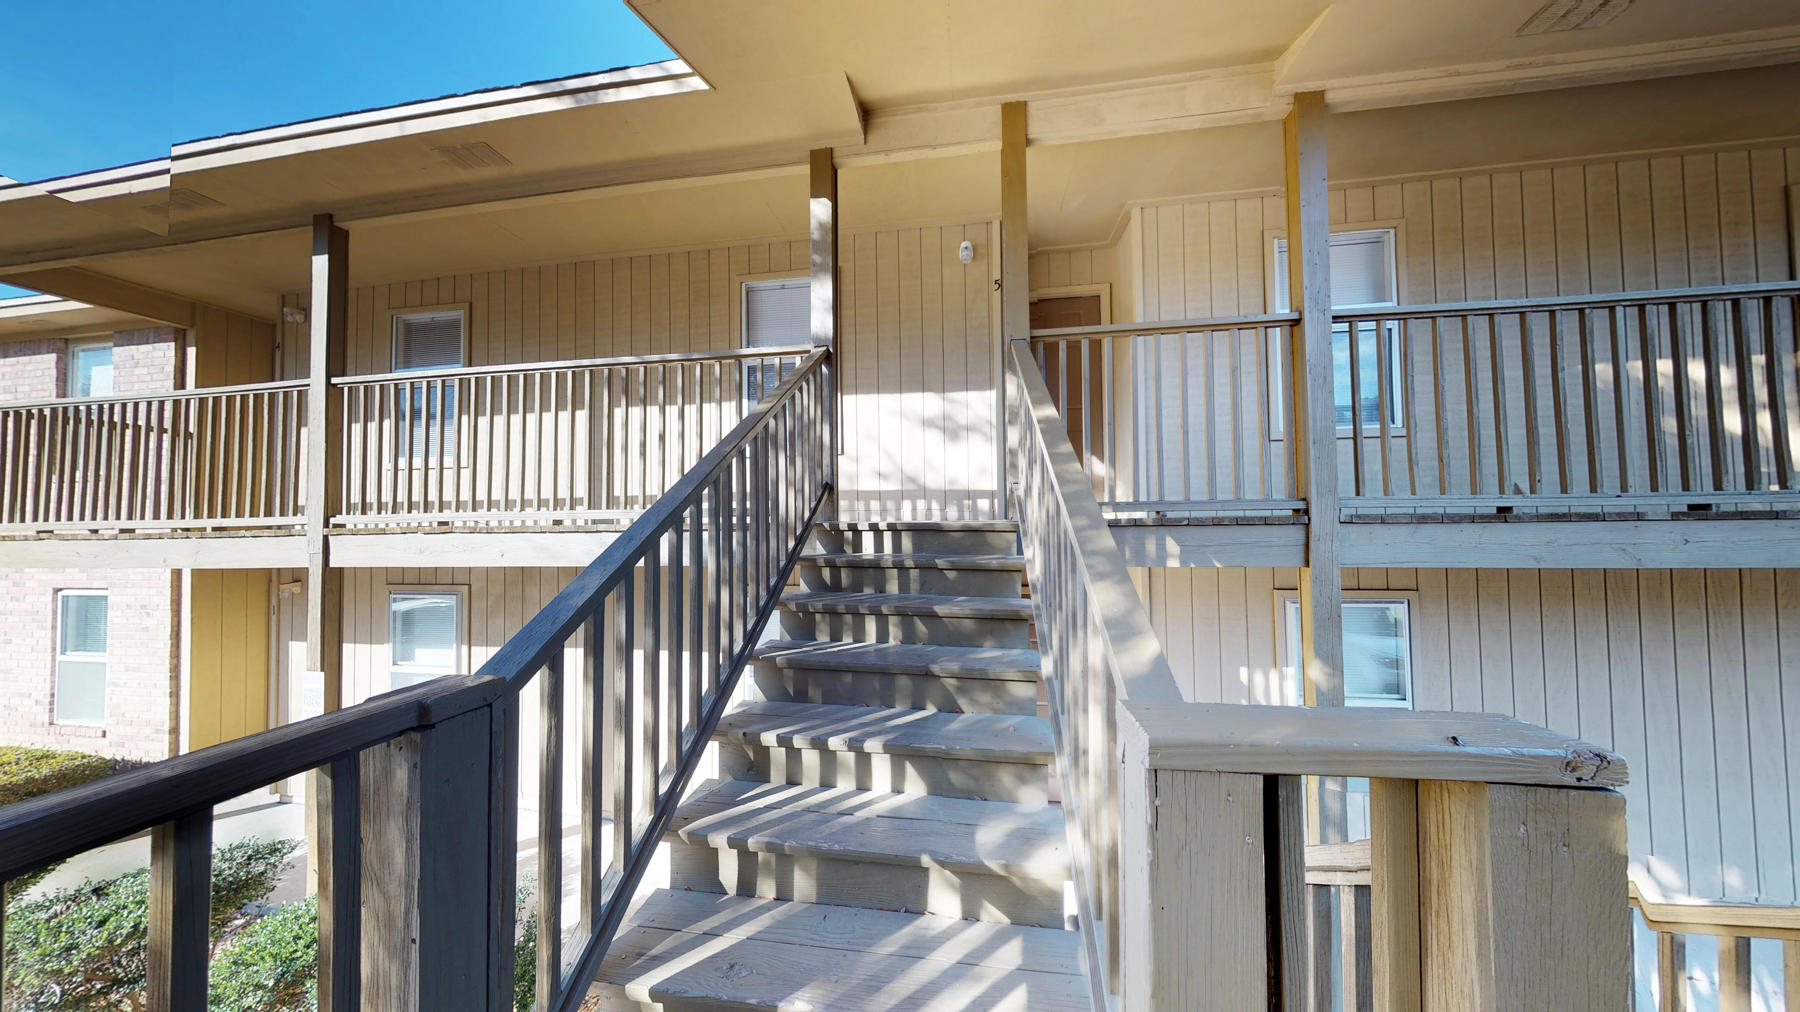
[800,552,1025,570]
[670,778,1069,879]
[752,639,1041,682]
[590,890,1088,1011]
[716,700,1053,765]
[779,591,1033,620]
[818,520,1019,532]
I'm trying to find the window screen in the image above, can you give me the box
[56,590,108,725]
[1284,598,1412,707]
[390,591,460,690]
[69,343,114,398]
[392,311,464,462]
[1271,230,1396,312]
[742,279,808,403]
[1271,230,1402,428]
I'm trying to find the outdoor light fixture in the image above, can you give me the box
[282,307,307,325]
[958,240,974,265]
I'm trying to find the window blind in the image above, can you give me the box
[390,592,459,672]
[394,311,465,370]
[59,591,108,655]
[1341,601,1410,700]
[1272,230,1396,311]
[744,279,810,348]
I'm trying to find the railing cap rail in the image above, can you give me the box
[0,377,309,411]
[1031,311,1300,340]
[1120,700,1627,788]
[1630,878,1800,938]
[334,344,815,386]
[1333,278,1800,322]
[0,673,505,883]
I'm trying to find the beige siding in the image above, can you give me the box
[1132,564,1800,907]
[186,569,271,751]
[284,225,1002,521]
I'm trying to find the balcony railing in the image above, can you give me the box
[1030,280,1800,514]
[0,380,308,532]
[333,346,810,526]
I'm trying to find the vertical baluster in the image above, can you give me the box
[1577,308,1601,494]
[1176,333,1192,501]
[708,476,723,702]
[1519,313,1541,495]
[1430,319,1448,496]
[1255,328,1272,500]
[1401,321,1420,497]
[1377,321,1395,497]
[147,809,212,1011]
[537,652,564,1009]
[1229,328,1244,501]
[612,586,634,875]
[645,537,664,816]
[1639,304,1666,493]
[1671,303,1697,492]
[1611,305,1634,494]
[1732,298,1761,491]
[1203,328,1218,502]
[1702,300,1729,493]
[1488,314,1511,498]
[1349,318,1367,497]
[636,366,649,510]
[580,612,605,933]
[670,507,687,747]
[1762,295,1795,488]
[1081,338,1095,496]
[688,494,704,721]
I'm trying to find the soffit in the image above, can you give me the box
[627,0,1329,108]
[0,299,163,341]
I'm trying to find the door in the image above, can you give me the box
[1030,296,1105,474]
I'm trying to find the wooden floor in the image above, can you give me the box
[589,520,1090,1010]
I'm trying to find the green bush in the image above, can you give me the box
[0,747,122,899]
[208,896,317,1012]
[2,838,297,1012]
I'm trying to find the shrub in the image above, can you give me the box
[2,838,297,1012]
[208,896,317,1012]
[0,747,121,900]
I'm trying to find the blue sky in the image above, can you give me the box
[0,0,672,298]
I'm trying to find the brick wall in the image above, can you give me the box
[0,325,181,402]
[0,568,178,761]
[0,326,186,762]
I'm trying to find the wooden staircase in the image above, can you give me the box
[588,520,1090,1010]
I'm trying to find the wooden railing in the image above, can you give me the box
[1004,336,1189,1004]
[0,380,307,531]
[1009,335,1632,1009]
[0,347,834,1011]
[1336,281,1800,507]
[1308,840,1376,1012]
[333,346,811,525]
[1633,880,1800,1011]
[1028,315,1302,512]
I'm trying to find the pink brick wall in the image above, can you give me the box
[0,568,178,762]
[0,326,186,762]
[0,326,181,402]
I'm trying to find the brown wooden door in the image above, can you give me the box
[1030,296,1105,479]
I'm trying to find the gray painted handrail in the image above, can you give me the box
[334,344,814,385]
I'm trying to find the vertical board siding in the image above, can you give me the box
[1133,565,1800,908]
[186,569,271,751]
[283,227,1001,521]
[1119,144,1800,502]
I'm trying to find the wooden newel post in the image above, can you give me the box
[360,701,517,1011]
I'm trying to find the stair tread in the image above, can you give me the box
[801,550,1025,570]
[594,890,1087,1011]
[819,519,1018,532]
[718,700,1053,764]
[752,638,1041,680]
[780,590,1034,619]
[672,778,1070,877]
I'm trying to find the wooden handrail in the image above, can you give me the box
[333,344,814,386]
[1630,878,1800,939]
[0,377,308,411]
[1030,311,1300,340]
[1333,278,1800,323]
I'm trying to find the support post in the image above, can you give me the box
[362,709,504,1011]
[810,147,840,515]
[1000,101,1029,518]
[1656,931,1687,1012]
[1718,936,1752,1012]
[305,213,347,709]
[1416,781,1629,1010]
[1371,778,1423,1012]
[1283,90,1346,846]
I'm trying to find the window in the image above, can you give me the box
[1271,229,1403,429]
[741,278,809,403]
[392,310,465,462]
[388,590,463,690]
[55,590,108,725]
[1283,596,1413,840]
[68,341,114,398]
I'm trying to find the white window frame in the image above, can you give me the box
[1266,228,1404,435]
[54,589,108,726]
[387,586,467,691]
[388,307,468,465]
[66,337,115,399]
[740,277,809,404]
[1276,591,1415,709]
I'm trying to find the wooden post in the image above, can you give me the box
[1783,938,1798,1012]
[316,754,362,1012]
[1655,931,1687,1012]
[147,809,212,1012]
[1371,778,1423,1012]
[361,708,505,1011]
[1718,936,1752,1012]
[1284,90,1346,848]
[1120,765,1272,1010]
[809,147,840,516]
[305,213,347,709]
[1000,101,1029,518]
[1416,781,1629,1011]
